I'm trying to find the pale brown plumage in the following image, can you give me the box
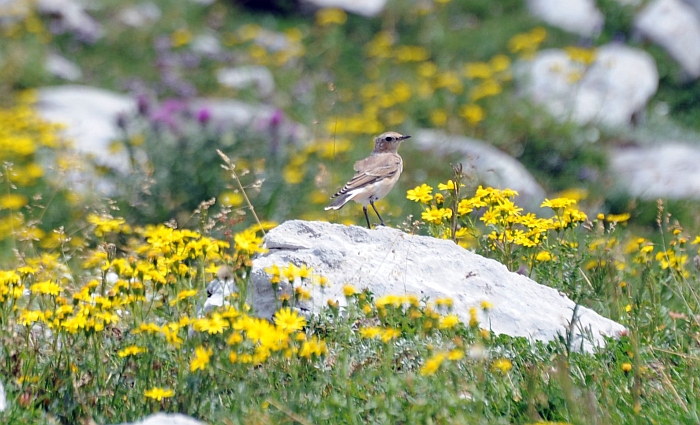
[325,131,410,228]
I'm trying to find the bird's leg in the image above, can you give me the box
[363,206,372,229]
[370,200,386,227]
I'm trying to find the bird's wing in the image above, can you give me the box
[332,154,402,198]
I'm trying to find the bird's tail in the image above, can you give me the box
[324,194,351,210]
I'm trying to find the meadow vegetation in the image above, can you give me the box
[1,0,699,423]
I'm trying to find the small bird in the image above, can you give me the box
[325,131,411,228]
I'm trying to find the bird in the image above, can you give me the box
[325,131,411,229]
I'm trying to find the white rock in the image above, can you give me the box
[216,66,275,97]
[37,0,103,42]
[45,53,83,81]
[518,44,658,127]
[635,0,700,78]
[610,143,700,199]
[527,0,604,36]
[191,32,221,56]
[302,0,387,17]
[246,220,625,352]
[118,2,161,27]
[36,85,135,175]
[112,413,204,425]
[0,0,30,25]
[0,379,6,412]
[411,129,546,211]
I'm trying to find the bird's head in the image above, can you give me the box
[373,131,411,154]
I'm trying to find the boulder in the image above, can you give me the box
[112,413,204,425]
[526,0,604,36]
[517,44,658,127]
[209,220,626,352]
[609,142,700,199]
[635,0,700,79]
[302,0,387,17]
[0,379,6,412]
[411,129,546,211]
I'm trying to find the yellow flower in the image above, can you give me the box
[606,213,631,223]
[438,180,459,191]
[194,313,229,334]
[144,387,174,401]
[565,46,596,65]
[535,251,552,262]
[463,61,492,79]
[381,328,401,342]
[622,362,632,372]
[439,314,460,329]
[234,228,266,254]
[29,280,62,296]
[480,300,493,311]
[430,109,448,126]
[315,8,347,26]
[459,104,485,125]
[489,54,511,72]
[274,308,307,334]
[469,306,478,328]
[118,345,147,358]
[469,79,502,102]
[492,358,513,373]
[190,346,213,372]
[0,193,28,210]
[299,336,327,358]
[406,184,433,203]
[343,284,357,297]
[171,28,192,48]
[420,352,446,376]
[541,197,577,210]
[422,206,452,224]
[359,326,382,339]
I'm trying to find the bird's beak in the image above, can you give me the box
[400,135,411,141]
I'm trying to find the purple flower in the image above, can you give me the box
[150,98,188,130]
[196,107,211,124]
[270,109,284,127]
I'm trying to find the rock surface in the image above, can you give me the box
[37,85,136,174]
[411,129,546,211]
[0,379,6,412]
[635,0,700,78]
[208,220,626,351]
[517,44,658,127]
[302,0,387,17]
[216,65,275,97]
[37,0,103,42]
[112,413,204,425]
[609,143,700,199]
[45,52,83,81]
[526,0,604,36]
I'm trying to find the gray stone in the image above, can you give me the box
[113,413,204,425]
[37,0,103,42]
[411,129,546,211]
[209,220,626,351]
[302,0,387,17]
[0,0,29,26]
[610,143,700,199]
[527,0,604,36]
[0,379,6,412]
[635,0,700,78]
[118,2,161,27]
[36,85,135,175]
[45,53,83,81]
[517,44,658,127]
[216,66,275,97]
[191,32,221,56]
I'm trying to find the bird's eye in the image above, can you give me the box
[385,136,394,142]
